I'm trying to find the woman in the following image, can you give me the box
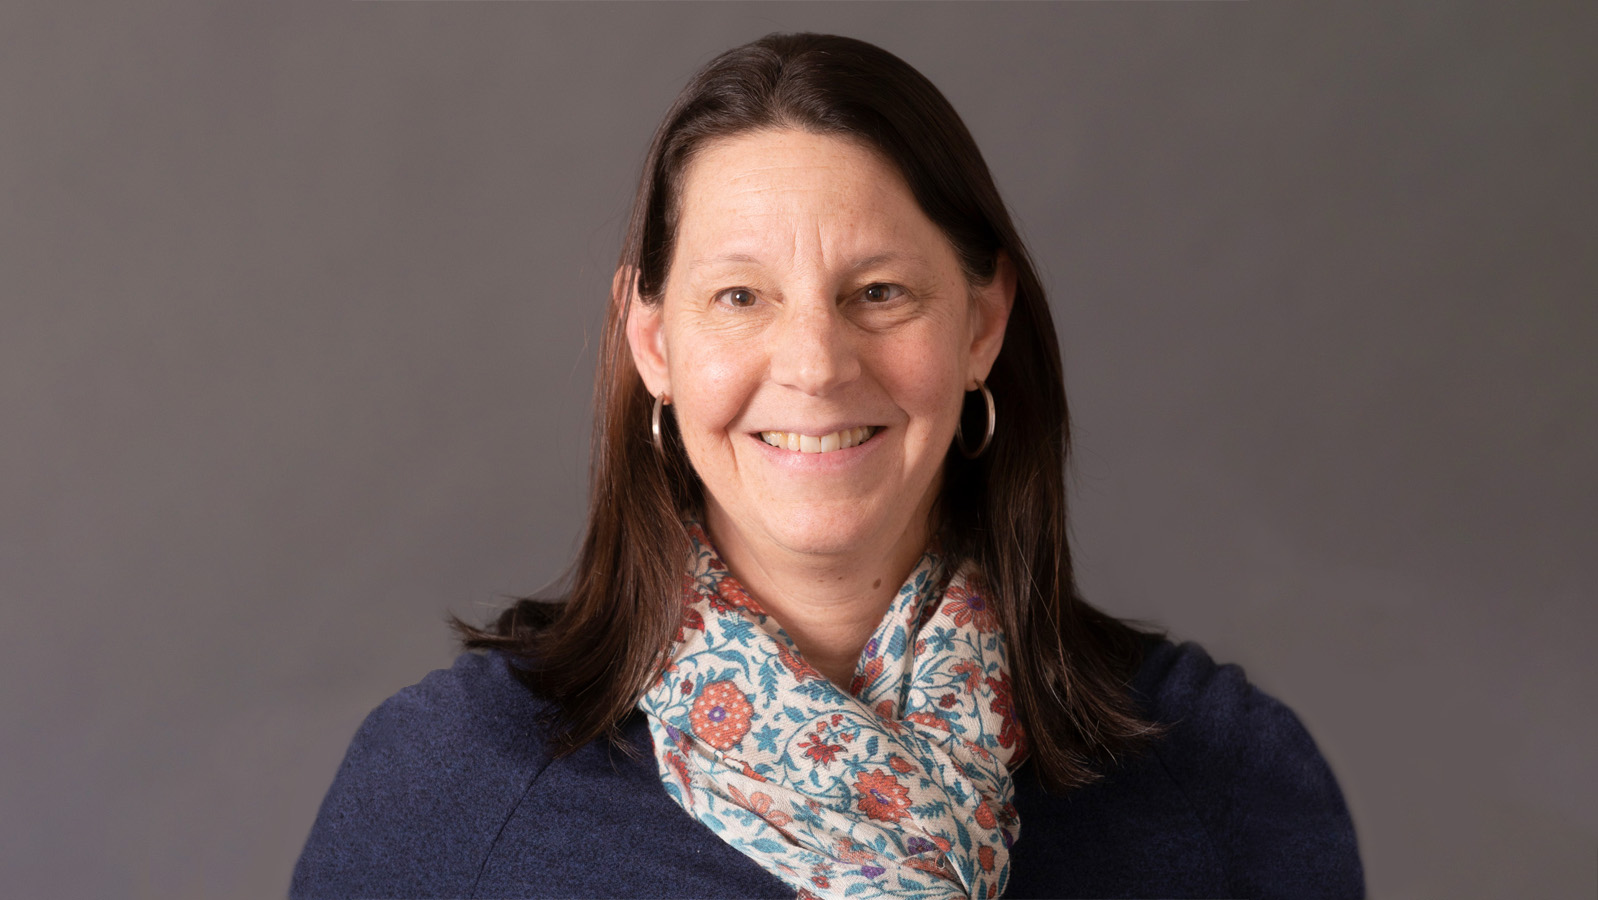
[294,33,1362,899]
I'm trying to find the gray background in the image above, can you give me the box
[2,2,1593,898]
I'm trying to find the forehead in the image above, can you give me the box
[672,129,954,269]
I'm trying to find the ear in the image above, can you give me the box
[620,266,672,398]
[967,251,1016,387]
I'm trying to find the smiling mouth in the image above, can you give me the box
[759,426,877,454]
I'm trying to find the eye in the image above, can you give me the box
[860,283,905,304]
[714,287,758,308]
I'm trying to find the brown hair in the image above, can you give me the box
[459,32,1159,791]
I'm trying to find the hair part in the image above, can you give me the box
[458,32,1160,792]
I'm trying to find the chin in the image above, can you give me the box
[757,504,895,557]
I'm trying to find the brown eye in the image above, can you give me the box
[716,288,757,308]
[861,283,903,304]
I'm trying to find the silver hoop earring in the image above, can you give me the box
[954,380,995,459]
[651,393,667,453]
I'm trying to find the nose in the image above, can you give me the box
[767,297,861,396]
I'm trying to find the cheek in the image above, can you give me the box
[668,335,761,440]
[875,331,969,430]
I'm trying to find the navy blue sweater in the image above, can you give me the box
[292,640,1363,898]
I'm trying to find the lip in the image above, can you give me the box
[751,423,878,437]
[745,426,884,470]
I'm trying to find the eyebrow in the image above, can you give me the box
[685,253,763,270]
[683,251,933,272]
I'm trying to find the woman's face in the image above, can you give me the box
[627,129,1011,563]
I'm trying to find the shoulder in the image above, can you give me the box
[1133,638,1321,759]
[1133,639,1365,898]
[291,651,556,899]
[1009,639,1363,898]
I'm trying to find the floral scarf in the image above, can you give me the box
[638,523,1026,899]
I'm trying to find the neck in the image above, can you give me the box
[704,505,933,689]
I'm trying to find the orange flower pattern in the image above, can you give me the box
[777,642,825,683]
[639,522,1023,899]
[983,671,1027,760]
[853,769,913,822]
[690,680,754,751]
[729,786,794,832]
[973,799,997,829]
[945,577,1000,633]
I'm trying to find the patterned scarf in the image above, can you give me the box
[638,523,1027,899]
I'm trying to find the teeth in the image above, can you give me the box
[761,426,876,453]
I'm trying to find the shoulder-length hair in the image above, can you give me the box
[460,32,1158,791]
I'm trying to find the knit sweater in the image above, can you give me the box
[292,639,1363,899]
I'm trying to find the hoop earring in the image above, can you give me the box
[651,393,667,453]
[954,380,995,459]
